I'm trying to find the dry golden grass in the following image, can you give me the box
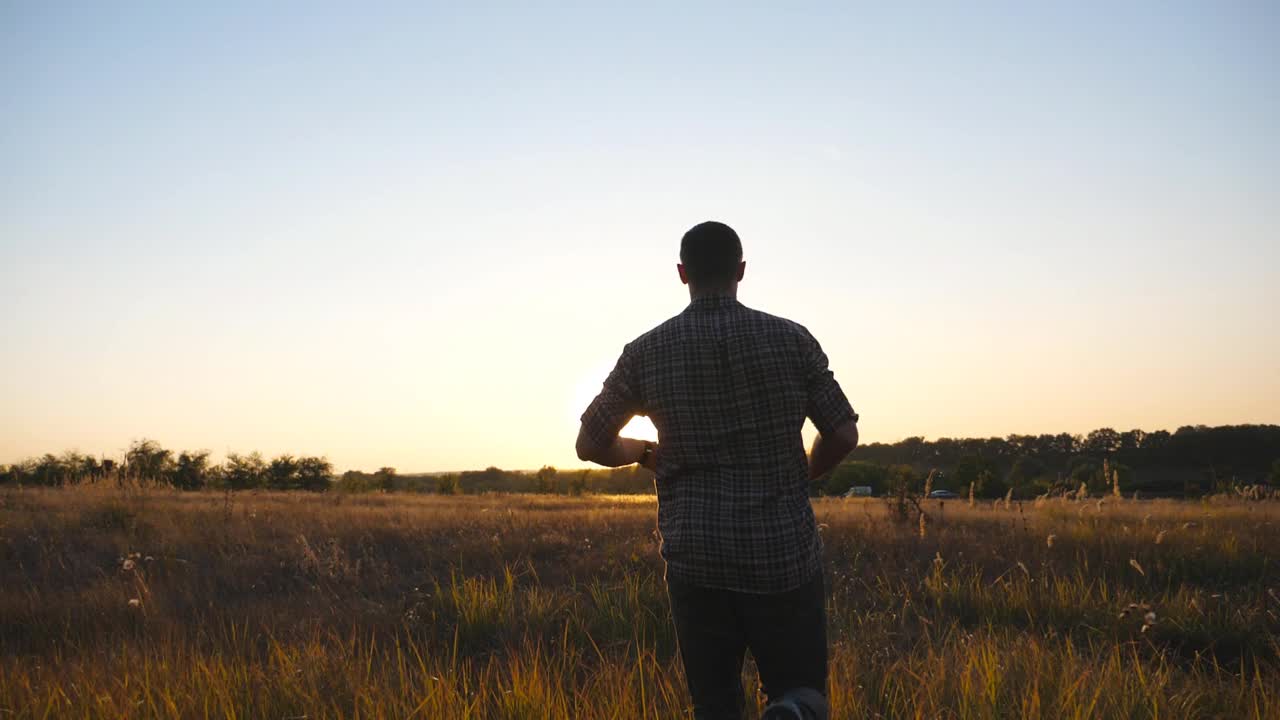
[1,486,1277,718]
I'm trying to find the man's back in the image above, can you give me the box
[575,221,855,719]
[580,294,856,593]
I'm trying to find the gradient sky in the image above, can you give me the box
[3,2,1277,472]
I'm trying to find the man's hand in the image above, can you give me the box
[577,425,659,469]
[640,441,659,471]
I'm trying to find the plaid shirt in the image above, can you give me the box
[580,294,857,593]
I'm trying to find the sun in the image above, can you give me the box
[570,363,659,444]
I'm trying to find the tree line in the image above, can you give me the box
[331,464,654,495]
[0,440,332,491]
[0,440,655,495]
[822,424,1280,498]
[2,425,1276,498]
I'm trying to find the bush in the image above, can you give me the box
[976,468,1007,499]
[953,456,1004,498]
[825,461,888,496]
[173,451,212,491]
[436,474,461,495]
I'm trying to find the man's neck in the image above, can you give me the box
[688,285,737,301]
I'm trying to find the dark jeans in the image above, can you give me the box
[666,571,828,720]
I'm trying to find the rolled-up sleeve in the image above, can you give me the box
[579,346,644,449]
[800,328,857,435]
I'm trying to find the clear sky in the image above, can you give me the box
[2,2,1277,472]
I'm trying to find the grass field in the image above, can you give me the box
[1,487,1277,719]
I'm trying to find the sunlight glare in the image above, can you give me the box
[620,415,658,442]
[570,362,659,444]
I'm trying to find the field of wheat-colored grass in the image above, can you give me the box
[1,486,1276,719]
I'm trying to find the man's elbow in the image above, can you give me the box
[575,434,602,463]
[832,420,859,453]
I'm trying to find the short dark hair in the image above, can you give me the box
[680,221,743,287]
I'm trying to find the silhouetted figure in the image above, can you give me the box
[577,221,859,720]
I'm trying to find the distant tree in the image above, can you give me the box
[953,456,1003,498]
[374,467,397,492]
[1083,428,1121,455]
[1119,429,1147,452]
[73,453,103,482]
[296,457,333,492]
[2,460,35,486]
[898,437,927,462]
[1006,434,1037,457]
[534,465,558,494]
[1051,433,1078,456]
[976,468,1007,499]
[225,452,266,490]
[1007,455,1046,496]
[267,455,301,490]
[172,451,212,491]
[337,470,372,493]
[33,454,69,486]
[126,439,173,484]
[1109,462,1135,493]
[50,451,98,484]
[1068,459,1107,494]
[980,436,1012,459]
[204,462,226,489]
[824,461,889,496]
[435,473,461,495]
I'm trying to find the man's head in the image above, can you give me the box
[678,221,745,295]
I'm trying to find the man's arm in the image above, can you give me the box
[799,325,858,481]
[575,428,658,469]
[576,346,658,470]
[808,419,859,481]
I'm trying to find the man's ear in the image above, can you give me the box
[677,264,689,285]
[736,261,746,282]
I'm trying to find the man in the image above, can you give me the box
[576,221,860,720]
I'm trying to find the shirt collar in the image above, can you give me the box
[686,293,741,311]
